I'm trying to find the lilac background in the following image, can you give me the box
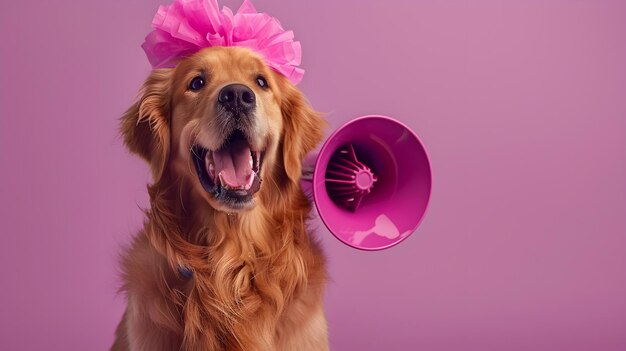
[1,0,625,350]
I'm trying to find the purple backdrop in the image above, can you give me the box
[1,0,625,350]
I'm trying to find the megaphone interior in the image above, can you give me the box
[304,115,432,250]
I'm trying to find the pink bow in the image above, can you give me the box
[142,0,304,85]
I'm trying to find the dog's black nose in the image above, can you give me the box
[218,84,255,114]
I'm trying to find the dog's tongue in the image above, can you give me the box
[213,139,253,188]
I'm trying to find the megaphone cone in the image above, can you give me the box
[303,115,432,250]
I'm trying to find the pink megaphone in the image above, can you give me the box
[302,115,432,250]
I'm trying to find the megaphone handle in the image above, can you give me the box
[300,166,314,196]
[301,164,314,181]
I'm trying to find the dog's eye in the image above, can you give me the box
[256,75,268,89]
[189,76,205,91]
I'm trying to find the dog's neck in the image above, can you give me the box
[145,172,313,270]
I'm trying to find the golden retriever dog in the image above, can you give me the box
[112,46,328,351]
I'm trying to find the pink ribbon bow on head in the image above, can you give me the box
[142,0,304,85]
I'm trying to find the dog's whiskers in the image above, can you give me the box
[178,174,187,213]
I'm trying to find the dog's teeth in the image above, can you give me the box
[205,152,215,177]
[219,173,231,190]
[208,163,215,178]
[244,173,255,190]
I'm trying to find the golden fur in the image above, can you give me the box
[112,47,328,351]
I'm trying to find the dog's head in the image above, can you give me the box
[122,46,324,212]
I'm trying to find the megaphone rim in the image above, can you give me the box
[312,114,433,251]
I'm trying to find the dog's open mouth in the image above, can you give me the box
[192,130,262,208]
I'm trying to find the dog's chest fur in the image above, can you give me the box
[118,210,326,351]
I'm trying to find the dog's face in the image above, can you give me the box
[171,47,285,212]
[122,46,324,213]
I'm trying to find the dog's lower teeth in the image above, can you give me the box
[243,173,253,190]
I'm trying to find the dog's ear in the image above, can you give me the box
[278,76,326,184]
[121,69,172,182]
